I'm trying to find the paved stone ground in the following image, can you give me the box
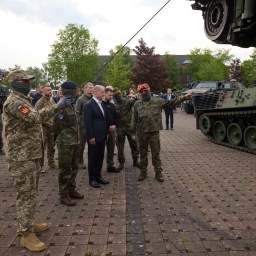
[1,109,256,256]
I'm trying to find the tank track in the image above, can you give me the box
[200,110,256,155]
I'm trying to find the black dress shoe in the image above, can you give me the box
[89,181,101,188]
[96,177,109,184]
[107,166,120,173]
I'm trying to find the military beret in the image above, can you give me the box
[113,88,121,95]
[60,81,77,89]
[139,83,150,93]
[8,70,35,83]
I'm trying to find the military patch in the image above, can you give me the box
[17,104,30,115]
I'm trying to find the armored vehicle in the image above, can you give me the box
[193,87,256,153]
[189,0,256,48]
[182,80,245,114]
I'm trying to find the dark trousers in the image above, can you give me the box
[164,108,174,128]
[106,131,115,168]
[87,141,105,182]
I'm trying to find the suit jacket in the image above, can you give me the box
[162,93,176,110]
[84,98,107,143]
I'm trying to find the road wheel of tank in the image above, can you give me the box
[204,0,230,43]
[213,121,227,142]
[199,114,212,134]
[244,126,256,150]
[227,123,244,146]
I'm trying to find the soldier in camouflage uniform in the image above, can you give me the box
[75,82,94,169]
[131,83,192,182]
[0,98,4,155]
[53,81,84,207]
[35,85,56,169]
[3,70,71,252]
[113,88,140,171]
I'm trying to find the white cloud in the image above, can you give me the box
[0,0,254,70]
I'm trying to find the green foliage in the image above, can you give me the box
[45,23,101,87]
[163,53,181,89]
[241,49,256,87]
[103,46,132,91]
[131,38,170,93]
[183,48,231,81]
[26,66,48,89]
[241,60,256,87]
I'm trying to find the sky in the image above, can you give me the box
[0,0,254,70]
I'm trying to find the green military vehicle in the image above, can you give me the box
[182,80,245,114]
[193,86,256,154]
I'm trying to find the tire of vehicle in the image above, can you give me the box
[184,103,194,114]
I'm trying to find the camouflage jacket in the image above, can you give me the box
[75,94,92,127]
[35,96,56,127]
[3,91,59,161]
[114,97,137,129]
[131,96,186,134]
[53,104,79,145]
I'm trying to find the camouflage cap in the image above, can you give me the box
[8,70,35,83]
[113,88,121,95]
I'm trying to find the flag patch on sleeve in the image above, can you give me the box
[17,104,30,115]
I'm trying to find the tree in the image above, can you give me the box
[103,45,132,91]
[45,23,101,87]
[229,58,244,83]
[26,67,48,89]
[241,49,256,87]
[130,38,170,93]
[183,48,232,81]
[163,53,181,90]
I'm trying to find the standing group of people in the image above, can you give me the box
[2,69,192,252]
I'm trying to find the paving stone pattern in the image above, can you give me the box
[1,109,256,255]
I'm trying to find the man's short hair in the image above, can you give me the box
[42,84,51,88]
[105,87,113,93]
[84,82,93,89]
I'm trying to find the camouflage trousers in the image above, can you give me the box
[8,158,41,234]
[78,126,86,163]
[0,117,3,149]
[57,143,79,198]
[42,126,55,166]
[106,130,115,168]
[137,131,163,172]
[116,128,139,164]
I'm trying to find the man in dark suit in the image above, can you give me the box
[32,84,43,106]
[163,88,176,130]
[84,85,109,188]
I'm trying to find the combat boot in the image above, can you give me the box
[33,223,49,233]
[138,171,147,181]
[69,189,84,199]
[117,163,124,171]
[133,159,140,168]
[60,197,76,206]
[155,171,164,182]
[20,233,46,252]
